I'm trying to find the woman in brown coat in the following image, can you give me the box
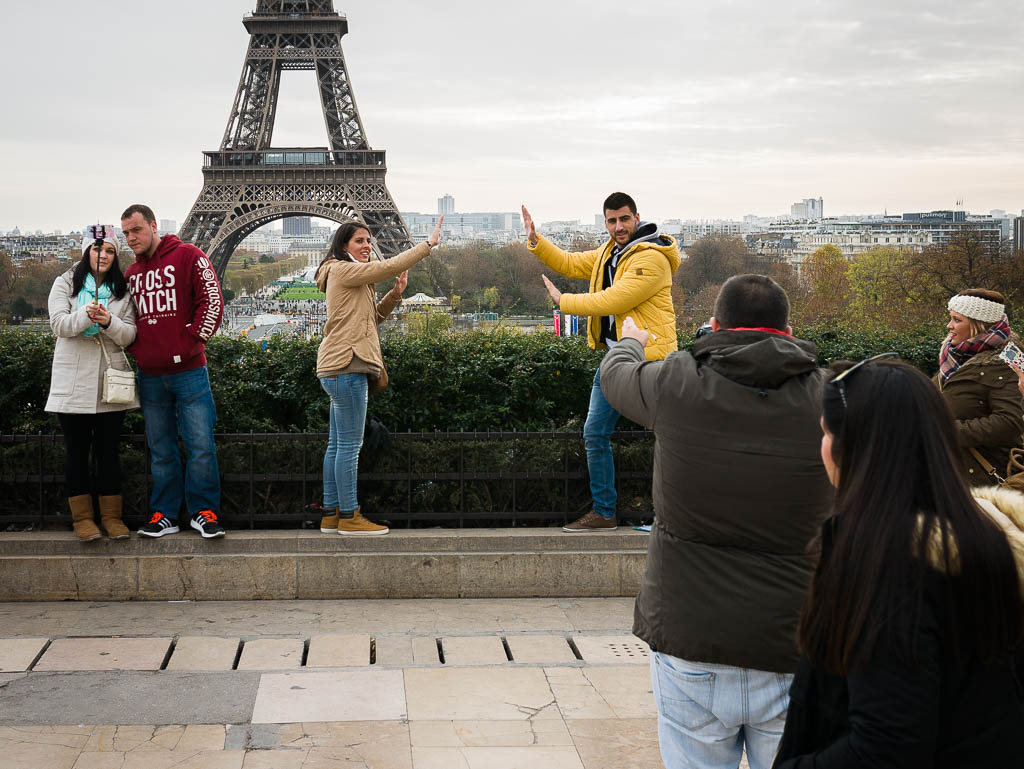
[936,288,1023,485]
[313,218,443,534]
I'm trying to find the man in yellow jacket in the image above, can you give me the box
[522,192,681,531]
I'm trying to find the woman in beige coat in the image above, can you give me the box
[46,225,138,541]
[314,218,442,535]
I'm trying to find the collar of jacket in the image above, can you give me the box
[693,330,820,389]
[727,326,792,337]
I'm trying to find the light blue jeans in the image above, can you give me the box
[584,365,620,519]
[320,373,368,512]
[651,652,792,769]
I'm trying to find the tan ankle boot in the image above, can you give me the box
[336,506,389,536]
[68,495,102,542]
[98,495,130,539]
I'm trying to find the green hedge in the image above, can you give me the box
[0,323,944,434]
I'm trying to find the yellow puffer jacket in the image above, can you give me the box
[529,229,681,361]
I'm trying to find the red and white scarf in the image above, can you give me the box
[938,316,1010,384]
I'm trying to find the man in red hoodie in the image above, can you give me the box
[121,204,225,539]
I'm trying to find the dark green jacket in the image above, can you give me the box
[600,331,833,673]
[935,337,1024,486]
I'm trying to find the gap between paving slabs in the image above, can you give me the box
[3,634,649,672]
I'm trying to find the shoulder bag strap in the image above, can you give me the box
[96,332,134,373]
[968,446,1005,484]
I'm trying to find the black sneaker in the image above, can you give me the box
[138,512,179,538]
[190,510,225,539]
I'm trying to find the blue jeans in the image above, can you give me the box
[585,365,620,518]
[320,373,368,512]
[651,653,792,769]
[138,366,220,520]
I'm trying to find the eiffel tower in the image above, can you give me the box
[179,0,412,275]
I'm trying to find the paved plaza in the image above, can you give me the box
[0,598,751,769]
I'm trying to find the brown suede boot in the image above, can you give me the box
[98,495,130,540]
[68,495,101,542]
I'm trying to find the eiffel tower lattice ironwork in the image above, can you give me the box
[179,0,412,275]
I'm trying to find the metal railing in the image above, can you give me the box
[0,431,654,529]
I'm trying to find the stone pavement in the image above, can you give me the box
[0,598,754,769]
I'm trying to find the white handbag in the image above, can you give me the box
[98,334,136,405]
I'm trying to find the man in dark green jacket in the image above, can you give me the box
[600,274,833,769]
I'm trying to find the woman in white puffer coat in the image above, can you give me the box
[46,224,138,541]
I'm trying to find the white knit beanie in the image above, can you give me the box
[81,224,120,255]
[947,294,1005,324]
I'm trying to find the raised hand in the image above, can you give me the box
[541,274,561,305]
[620,316,650,347]
[428,215,444,247]
[391,270,409,298]
[521,205,538,246]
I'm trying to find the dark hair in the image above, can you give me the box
[714,274,790,330]
[315,221,371,278]
[799,358,1022,674]
[602,192,637,216]
[120,204,156,224]
[71,244,128,300]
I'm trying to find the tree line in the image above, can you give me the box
[4,230,1021,332]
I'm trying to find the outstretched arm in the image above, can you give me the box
[523,204,600,280]
[336,216,442,288]
[599,327,661,429]
[559,257,669,317]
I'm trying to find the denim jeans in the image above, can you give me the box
[651,652,792,769]
[320,373,368,512]
[137,366,220,520]
[584,365,620,518]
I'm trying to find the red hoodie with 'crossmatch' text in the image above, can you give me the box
[125,235,224,375]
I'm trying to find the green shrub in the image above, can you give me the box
[0,322,947,434]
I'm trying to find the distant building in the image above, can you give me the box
[764,209,1003,270]
[0,233,79,261]
[1014,216,1024,253]
[437,194,455,216]
[790,198,824,220]
[541,219,581,231]
[159,219,178,236]
[401,211,521,241]
[283,216,312,236]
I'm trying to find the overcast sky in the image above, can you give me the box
[2,0,1022,233]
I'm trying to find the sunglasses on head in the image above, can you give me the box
[831,352,900,409]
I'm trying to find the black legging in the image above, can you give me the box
[57,412,125,496]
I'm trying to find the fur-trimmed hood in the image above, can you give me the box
[972,486,1024,598]
[917,486,1024,598]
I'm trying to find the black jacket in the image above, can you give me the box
[600,331,833,672]
[774,513,1024,768]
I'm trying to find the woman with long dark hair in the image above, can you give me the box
[46,225,138,541]
[314,217,442,535]
[936,288,1023,485]
[773,355,1024,768]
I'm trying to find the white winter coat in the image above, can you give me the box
[44,267,140,413]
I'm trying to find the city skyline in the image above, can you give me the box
[2,0,1022,233]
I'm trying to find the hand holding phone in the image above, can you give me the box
[998,341,1024,375]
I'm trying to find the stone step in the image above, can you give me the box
[0,529,650,601]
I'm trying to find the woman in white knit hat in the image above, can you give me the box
[936,288,1023,485]
[46,225,139,540]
